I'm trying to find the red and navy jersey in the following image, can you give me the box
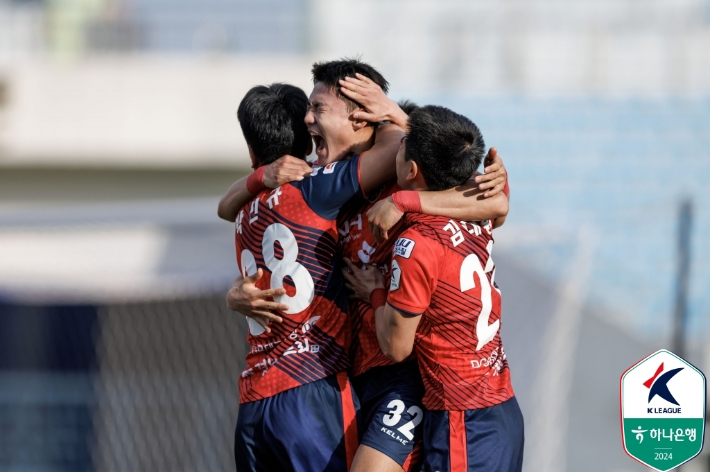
[386,213,514,411]
[338,180,410,377]
[235,156,365,404]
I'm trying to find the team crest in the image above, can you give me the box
[620,349,706,471]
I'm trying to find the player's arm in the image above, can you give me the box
[377,305,422,362]
[367,148,509,241]
[339,75,406,192]
[342,258,421,362]
[358,123,404,192]
[217,178,257,222]
[342,266,422,362]
[217,155,312,222]
[418,177,508,221]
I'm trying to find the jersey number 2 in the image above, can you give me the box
[459,245,499,351]
[382,399,423,441]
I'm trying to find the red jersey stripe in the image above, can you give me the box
[337,371,359,471]
[448,410,468,472]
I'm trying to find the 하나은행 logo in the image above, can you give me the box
[620,349,706,471]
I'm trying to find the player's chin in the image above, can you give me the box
[316,153,329,166]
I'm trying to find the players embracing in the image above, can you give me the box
[345,105,524,472]
[218,58,521,472]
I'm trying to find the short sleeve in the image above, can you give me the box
[386,229,440,315]
[292,154,364,220]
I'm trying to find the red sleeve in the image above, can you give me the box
[356,151,366,197]
[386,229,440,315]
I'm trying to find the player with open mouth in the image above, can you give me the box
[219,58,510,472]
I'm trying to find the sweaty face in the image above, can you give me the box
[304,82,358,166]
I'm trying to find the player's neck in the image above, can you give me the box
[401,176,428,192]
[347,129,376,158]
[404,183,428,192]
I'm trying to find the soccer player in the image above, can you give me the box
[336,83,509,472]
[229,81,404,472]
[221,60,509,472]
[346,106,524,472]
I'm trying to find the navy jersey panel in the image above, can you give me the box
[352,361,425,470]
[235,373,361,472]
[292,154,364,221]
[420,397,525,472]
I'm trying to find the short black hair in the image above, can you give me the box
[237,83,310,166]
[311,58,389,111]
[404,105,485,192]
[397,99,419,116]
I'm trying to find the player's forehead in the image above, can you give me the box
[309,82,346,110]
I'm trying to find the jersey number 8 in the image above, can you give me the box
[241,223,315,334]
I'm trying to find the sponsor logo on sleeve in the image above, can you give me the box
[393,238,415,259]
[390,260,401,291]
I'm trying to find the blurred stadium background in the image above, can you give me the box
[0,0,708,471]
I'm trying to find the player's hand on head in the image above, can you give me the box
[226,269,289,333]
[342,259,386,303]
[339,73,404,126]
[473,147,507,198]
[366,196,404,243]
[263,155,312,189]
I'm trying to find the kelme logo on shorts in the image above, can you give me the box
[620,349,706,471]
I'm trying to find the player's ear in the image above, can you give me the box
[248,146,259,170]
[350,108,369,131]
[406,159,418,182]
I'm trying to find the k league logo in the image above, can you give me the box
[620,349,706,471]
[645,362,683,408]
